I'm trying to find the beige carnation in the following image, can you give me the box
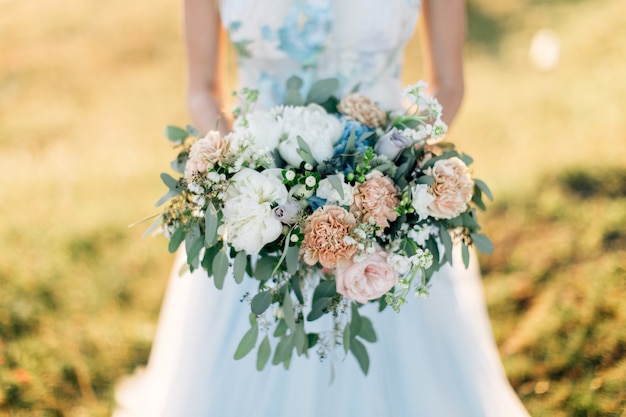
[301,206,357,269]
[427,157,474,219]
[337,93,387,128]
[184,131,230,180]
[351,171,399,229]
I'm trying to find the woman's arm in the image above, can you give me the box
[419,0,465,125]
[184,0,229,134]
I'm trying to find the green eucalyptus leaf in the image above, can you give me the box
[154,189,179,207]
[212,249,229,289]
[294,322,307,356]
[471,233,494,254]
[160,173,180,191]
[439,226,454,265]
[290,274,305,305]
[204,203,219,246]
[186,124,202,138]
[342,325,351,354]
[306,78,340,104]
[234,323,258,360]
[285,89,304,106]
[350,338,370,375]
[350,303,362,336]
[251,291,272,315]
[167,227,185,253]
[474,179,493,201]
[254,256,277,282]
[460,153,474,166]
[462,243,471,268]
[164,125,188,143]
[307,333,319,348]
[283,294,296,331]
[274,319,288,337]
[415,175,435,185]
[326,174,345,200]
[358,316,377,343]
[272,333,295,365]
[286,76,303,90]
[313,280,336,302]
[256,335,271,371]
[307,297,331,321]
[233,251,247,284]
[286,245,299,276]
[141,214,163,238]
[345,128,356,154]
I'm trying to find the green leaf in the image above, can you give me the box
[313,280,336,302]
[272,332,295,365]
[256,335,271,371]
[274,319,288,337]
[201,244,221,276]
[290,274,305,305]
[283,294,296,331]
[415,175,435,185]
[307,297,331,321]
[344,128,356,154]
[326,174,345,200]
[350,303,362,336]
[164,125,188,143]
[154,189,179,207]
[204,203,219,246]
[296,135,313,156]
[254,256,277,282]
[233,251,247,284]
[285,89,304,106]
[306,78,340,104]
[439,226,454,265]
[186,124,201,138]
[286,245,299,276]
[459,153,474,166]
[358,316,377,343]
[286,76,303,90]
[471,233,494,254]
[212,249,229,289]
[350,338,370,375]
[185,227,203,270]
[160,172,180,191]
[294,322,307,356]
[251,291,272,315]
[307,333,319,348]
[342,325,351,354]
[141,214,162,238]
[461,243,471,268]
[474,179,493,201]
[167,227,185,253]
[234,323,258,360]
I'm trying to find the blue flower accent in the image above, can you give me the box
[277,2,332,61]
[334,120,375,155]
[307,196,327,212]
[228,21,242,33]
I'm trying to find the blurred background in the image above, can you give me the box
[0,0,624,415]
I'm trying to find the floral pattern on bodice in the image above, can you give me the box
[220,0,421,110]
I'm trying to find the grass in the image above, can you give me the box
[0,0,624,415]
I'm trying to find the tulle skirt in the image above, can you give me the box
[113,248,530,417]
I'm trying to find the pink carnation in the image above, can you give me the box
[427,157,473,219]
[301,206,357,269]
[351,171,399,229]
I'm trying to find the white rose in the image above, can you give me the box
[222,168,288,254]
[410,183,435,220]
[386,253,412,274]
[278,104,343,166]
[316,174,354,206]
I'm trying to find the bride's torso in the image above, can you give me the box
[219,0,421,109]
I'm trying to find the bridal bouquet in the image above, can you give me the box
[148,77,493,374]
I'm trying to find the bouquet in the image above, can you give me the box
[146,77,493,374]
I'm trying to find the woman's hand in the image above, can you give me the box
[419,0,465,126]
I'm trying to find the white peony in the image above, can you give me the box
[277,104,343,167]
[222,168,288,255]
[410,183,436,221]
[316,174,354,206]
[236,110,284,150]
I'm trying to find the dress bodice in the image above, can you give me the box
[219,0,421,110]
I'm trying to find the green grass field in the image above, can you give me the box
[0,0,624,415]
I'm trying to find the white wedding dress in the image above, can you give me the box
[114,1,531,416]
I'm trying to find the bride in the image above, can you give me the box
[114,0,531,416]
